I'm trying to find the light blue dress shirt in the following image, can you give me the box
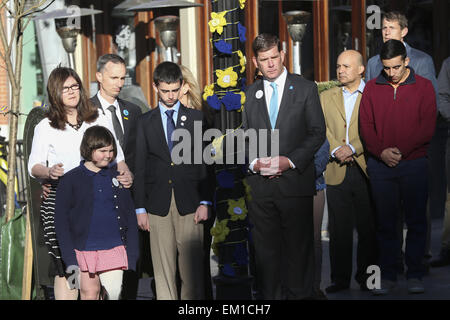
[159,101,180,144]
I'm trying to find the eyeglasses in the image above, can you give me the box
[62,83,80,94]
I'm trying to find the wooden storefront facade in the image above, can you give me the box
[78,0,450,108]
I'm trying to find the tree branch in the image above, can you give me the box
[0,3,15,91]
[21,0,55,19]
[7,14,19,56]
[0,0,13,17]
[0,0,9,12]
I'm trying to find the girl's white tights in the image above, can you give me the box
[80,269,124,300]
[99,269,124,300]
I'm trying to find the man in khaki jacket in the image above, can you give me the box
[320,50,377,294]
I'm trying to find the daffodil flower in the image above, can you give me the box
[210,219,230,243]
[211,135,225,160]
[236,50,246,73]
[208,11,227,35]
[216,67,238,88]
[203,83,215,101]
[227,198,247,221]
[239,91,246,105]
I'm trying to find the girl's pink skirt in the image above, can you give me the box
[75,245,128,274]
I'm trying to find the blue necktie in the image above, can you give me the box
[269,82,278,129]
[165,109,175,152]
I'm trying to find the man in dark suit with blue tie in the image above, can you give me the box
[133,62,212,300]
[243,34,326,299]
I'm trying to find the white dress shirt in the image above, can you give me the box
[249,67,294,172]
[263,67,288,116]
[331,79,365,157]
[97,92,124,132]
[28,112,125,180]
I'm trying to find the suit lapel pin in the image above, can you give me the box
[112,177,119,187]
[255,90,263,99]
[181,115,187,121]
[123,109,129,116]
[289,85,293,90]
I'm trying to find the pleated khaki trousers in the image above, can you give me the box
[148,190,205,300]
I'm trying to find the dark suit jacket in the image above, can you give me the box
[133,104,212,216]
[90,95,142,173]
[243,73,326,198]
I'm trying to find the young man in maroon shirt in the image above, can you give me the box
[359,39,437,295]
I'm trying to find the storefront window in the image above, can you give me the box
[329,0,352,80]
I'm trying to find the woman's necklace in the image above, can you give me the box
[66,120,83,130]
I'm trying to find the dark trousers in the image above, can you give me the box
[121,230,156,300]
[326,165,377,286]
[428,123,449,219]
[367,157,428,281]
[247,193,315,300]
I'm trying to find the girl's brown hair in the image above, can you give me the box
[80,126,117,162]
[47,66,98,130]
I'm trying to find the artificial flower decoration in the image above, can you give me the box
[217,170,235,189]
[211,134,225,160]
[242,179,252,201]
[216,67,238,88]
[239,0,246,10]
[209,11,227,35]
[211,241,219,256]
[203,83,215,101]
[222,91,241,111]
[206,94,221,110]
[233,243,248,266]
[239,91,246,105]
[237,22,246,42]
[227,198,247,221]
[241,77,247,91]
[237,50,246,73]
[223,263,236,277]
[214,40,232,54]
[210,219,230,243]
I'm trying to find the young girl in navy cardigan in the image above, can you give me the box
[55,126,138,300]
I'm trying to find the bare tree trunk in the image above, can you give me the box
[5,25,22,222]
[0,0,47,222]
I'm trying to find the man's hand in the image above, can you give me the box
[380,147,402,167]
[194,205,209,224]
[271,156,291,173]
[341,156,354,164]
[253,157,272,174]
[117,169,133,188]
[48,163,64,180]
[137,213,150,231]
[255,156,291,177]
[334,145,354,163]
